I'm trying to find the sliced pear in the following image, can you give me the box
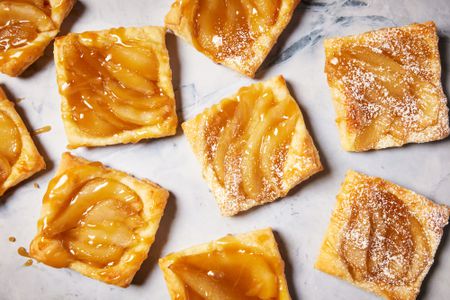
[65,222,135,249]
[0,1,55,32]
[44,178,140,237]
[83,199,143,229]
[104,80,167,109]
[173,249,279,299]
[105,61,159,94]
[241,98,289,199]
[260,114,298,192]
[0,155,11,183]
[170,263,249,300]
[0,112,21,163]
[109,44,159,80]
[108,99,169,126]
[66,238,124,266]
[211,100,242,184]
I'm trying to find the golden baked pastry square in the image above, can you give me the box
[165,0,300,77]
[183,76,322,216]
[315,170,450,300]
[159,228,291,299]
[0,0,76,76]
[54,26,178,148]
[29,152,169,287]
[0,87,45,196]
[324,21,450,151]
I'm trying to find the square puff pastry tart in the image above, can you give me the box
[182,75,322,216]
[324,21,450,151]
[54,26,178,149]
[0,87,45,196]
[0,0,76,76]
[159,228,291,300]
[315,170,450,300]
[165,0,300,77]
[29,152,169,287]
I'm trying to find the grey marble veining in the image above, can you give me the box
[0,0,449,299]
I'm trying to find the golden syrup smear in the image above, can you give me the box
[202,84,299,206]
[0,1,54,52]
[30,163,145,269]
[326,25,444,150]
[0,111,22,185]
[186,0,281,65]
[32,125,51,135]
[60,28,175,137]
[339,178,431,290]
[169,236,282,300]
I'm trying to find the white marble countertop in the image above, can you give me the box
[0,0,449,299]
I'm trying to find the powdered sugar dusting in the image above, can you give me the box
[338,172,440,289]
[326,23,449,149]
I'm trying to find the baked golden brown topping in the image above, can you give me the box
[182,76,322,216]
[0,111,21,184]
[169,236,281,299]
[30,153,168,287]
[202,84,298,203]
[0,1,54,52]
[165,0,299,77]
[325,22,449,151]
[315,170,450,300]
[59,29,175,137]
[339,178,430,287]
[189,0,281,63]
[30,163,146,269]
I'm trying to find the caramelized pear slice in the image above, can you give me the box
[109,44,159,80]
[171,249,279,299]
[105,61,159,94]
[170,263,248,300]
[44,178,140,237]
[66,238,124,266]
[0,1,55,32]
[0,155,11,183]
[105,80,167,109]
[241,100,289,199]
[0,112,21,163]
[65,222,134,249]
[108,99,168,126]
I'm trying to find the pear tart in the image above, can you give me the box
[54,26,178,148]
[0,87,45,196]
[315,170,449,300]
[182,76,322,216]
[30,153,169,287]
[165,0,300,77]
[325,22,449,151]
[0,0,75,76]
[159,228,291,300]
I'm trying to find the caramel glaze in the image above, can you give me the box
[185,0,281,64]
[0,111,21,185]
[326,25,441,150]
[169,236,282,300]
[30,163,145,269]
[60,28,174,137]
[0,0,54,51]
[203,84,299,203]
[339,178,431,291]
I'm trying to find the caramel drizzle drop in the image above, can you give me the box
[32,125,51,136]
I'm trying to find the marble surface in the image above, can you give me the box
[1,0,449,299]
